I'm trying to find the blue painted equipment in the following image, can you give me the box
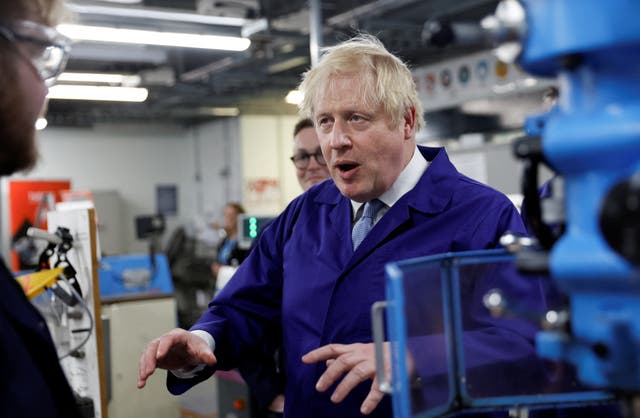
[99,253,173,301]
[379,1,640,414]
[375,249,614,418]
[515,0,640,391]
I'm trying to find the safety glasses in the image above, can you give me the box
[0,20,71,86]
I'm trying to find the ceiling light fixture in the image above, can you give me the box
[97,0,142,3]
[285,89,303,105]
[48,85,149,102]
[58,72,141,86]
[36,118,48,130]
[204,107,240,117]
[57,24,251,51]
[66,3,249,27]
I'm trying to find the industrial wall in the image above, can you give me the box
[6,114,302,255]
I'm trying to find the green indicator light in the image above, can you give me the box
[248,217,258,238]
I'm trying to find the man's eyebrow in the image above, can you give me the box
[295,147,321,153]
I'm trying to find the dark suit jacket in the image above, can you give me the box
[0,258,81,418]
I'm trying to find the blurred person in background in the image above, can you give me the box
[210,202,250,291]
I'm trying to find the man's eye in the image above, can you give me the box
[351,115,365,122]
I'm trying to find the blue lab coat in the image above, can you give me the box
[168,146,546,418]
[0,258,81,418]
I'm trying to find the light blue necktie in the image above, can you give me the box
[352,199,385,250]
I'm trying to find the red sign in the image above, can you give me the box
[8,179,71,271]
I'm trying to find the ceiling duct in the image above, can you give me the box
[197,0,261,18]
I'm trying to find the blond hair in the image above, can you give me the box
[299,33,424,132]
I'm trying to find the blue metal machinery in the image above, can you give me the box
[378,0,640,416]
[377,250,614,418]
[514,0,640,391]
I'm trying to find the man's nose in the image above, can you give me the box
[328,120,350,148]
[308,154,322,168]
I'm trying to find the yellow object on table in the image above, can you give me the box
[16,267,65,300]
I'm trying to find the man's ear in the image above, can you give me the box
[403,107,417,140]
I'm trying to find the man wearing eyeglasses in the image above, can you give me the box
[290,118,331,192]
[0,1,80,417]
[235,118,332,418]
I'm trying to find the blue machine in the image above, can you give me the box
[376,250,614,418]
[379,1,640,416]
[99,253,174,301]
[515,0,640,391]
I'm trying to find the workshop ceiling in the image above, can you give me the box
[48,0,500,127]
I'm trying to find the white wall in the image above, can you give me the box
[7,114,302,254]
[239,114,301,215]
[14,123,199,253]
[193,118,243,221]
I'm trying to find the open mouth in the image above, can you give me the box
[337,163,358,173]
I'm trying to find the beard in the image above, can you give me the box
[0,52,40,176]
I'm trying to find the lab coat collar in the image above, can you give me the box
[313,146,458,268]
[313,145,455,216]
[409,145,456,215]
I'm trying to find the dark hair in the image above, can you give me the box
[293,118,314,138]
[227,202,245,215]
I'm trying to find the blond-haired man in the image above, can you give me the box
[139,34,544,417]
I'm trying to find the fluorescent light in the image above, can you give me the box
[285,89,303,105]
[36,118,48,130]
[47,85,149,102]
[58,72,141,86]
[69,43,168,64]
[97,0,142,3]
[206,107,240,117]
[66,3,249,27]
[58,24,251,51]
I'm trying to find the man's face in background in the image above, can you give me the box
[293,126,331,191]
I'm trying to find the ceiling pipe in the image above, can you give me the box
[308,0,322,67]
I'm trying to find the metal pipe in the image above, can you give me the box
[308,0,322,67]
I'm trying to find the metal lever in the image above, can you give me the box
[27,227,62,244]
[371,300,392,394]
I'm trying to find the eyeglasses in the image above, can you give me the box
[0,20,71,86]
[290,149,327,169]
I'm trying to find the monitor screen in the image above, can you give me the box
[237,214,274,249]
